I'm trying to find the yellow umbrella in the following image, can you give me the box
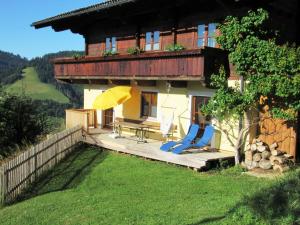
[92,86,132,110]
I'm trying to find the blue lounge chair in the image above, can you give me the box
[172,125,215,154]
[160,124,200,152]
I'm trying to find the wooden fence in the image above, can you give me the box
[0,125,83,205]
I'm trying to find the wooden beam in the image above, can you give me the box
[136,80,157,87]
[170,81,187,88]
[56,76,205,81]
[135,25,141,48]
[110,80,131,86]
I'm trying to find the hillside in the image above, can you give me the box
[1,50,83,107]
[6,67,69,104]
[0,50,28,84]
[30,51,84,107]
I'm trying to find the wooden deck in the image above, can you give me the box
[84,129,235,170]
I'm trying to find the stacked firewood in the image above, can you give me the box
[243,139,294,173]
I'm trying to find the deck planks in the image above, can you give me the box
[84,132,235,170]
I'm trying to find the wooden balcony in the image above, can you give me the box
[54,49,226,83]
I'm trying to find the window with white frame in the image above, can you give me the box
[197,24,205,47]
[145,31,160,51]
[197,23,218,48]
[207,23,217,47]
[145,32,152,51]
[153,31,160,50]
[105,37,117,52]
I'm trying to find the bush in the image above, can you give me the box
[0,89,49,157]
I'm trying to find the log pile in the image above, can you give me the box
[243,139,294,173]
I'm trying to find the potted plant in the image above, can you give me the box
[165,43,185,52]
[102,50,118,57]
[127,46,143,55]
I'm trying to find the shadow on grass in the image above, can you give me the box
[15,144,107,203]
[190,169,300,225]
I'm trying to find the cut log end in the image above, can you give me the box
[259,159,272,170]
[273,164,290,173]
[270,155,286,165]
[271,149,283,156]
[250,144,257,151]
[261,151,271,159]
[257,145,267,152]
[244,160,259,170]
[253,153,262,162]
[269,142,278,150]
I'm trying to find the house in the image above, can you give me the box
[32,0,299,160]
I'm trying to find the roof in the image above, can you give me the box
[32,0,137,29]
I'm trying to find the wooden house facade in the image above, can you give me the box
[33,0,299,160]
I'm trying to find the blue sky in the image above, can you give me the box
[0,0,103,59]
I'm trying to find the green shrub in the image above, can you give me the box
[165,43,185,52]
[127,47,143,55]
[102,50,118,57]
[72,53,84,59]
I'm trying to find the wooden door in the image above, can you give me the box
[191,96,211,136]
[103,108,114,129]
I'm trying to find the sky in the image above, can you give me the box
[0,0,104,59]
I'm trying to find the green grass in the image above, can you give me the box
[6,67,69,103]
[0,145,298,225]
[48,116,66,133]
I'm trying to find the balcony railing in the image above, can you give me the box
[53,49,215,82]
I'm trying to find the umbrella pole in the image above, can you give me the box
[112,108,116,134]
[112,108,120,138]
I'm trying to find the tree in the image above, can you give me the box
[0,87,49,157]
[202,9,300,164]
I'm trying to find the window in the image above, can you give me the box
[105,37,117,52]
[191,96,211,136]
[197,23,218,48]
[111,37,117,52]
[106,38,111,51]
[141,92,157,118]
[145,31,160,51]
[145,32,152,51]
[197,25,205,47]
[153,31,160,50]
[208,23,217,47]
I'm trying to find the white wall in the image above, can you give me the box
[83,81,241,152]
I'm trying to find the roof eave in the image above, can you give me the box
[31,0,137,29]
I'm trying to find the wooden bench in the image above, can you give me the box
[115,117,177,140]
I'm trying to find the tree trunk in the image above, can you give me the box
[234,126,250,165]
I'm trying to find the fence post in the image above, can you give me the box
[34,146,38,181]
[0,166,6,205]
[55,134,58,164]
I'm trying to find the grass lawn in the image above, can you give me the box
[6,67,69,103]
[0,145,298,225]
[48,116,66,133]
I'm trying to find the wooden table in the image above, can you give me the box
[113,121,150,143]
